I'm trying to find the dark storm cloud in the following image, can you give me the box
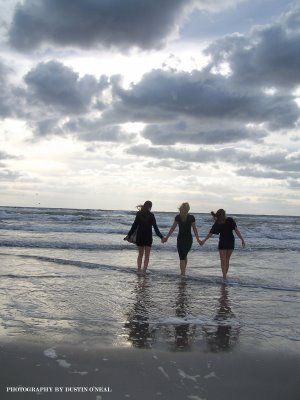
[142,120,267,145]
[127,144,239,164]
[30,116,135,143]
[206,6,300,89]
[63,117,136,143]
[180,0,289,41]
[0,85,25,119]
[248,151,300,173]
[4,2,300,164]
[25,61,108,114]
[32,117,64,138]
[9,0,190,51]
[21,61,112,139]
[0,60,10,82]
[0,59,24,118]
[127,144,300,173]
[101,7,300,147]
[105,68,299,130]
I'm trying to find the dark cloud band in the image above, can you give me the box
[9,0,188,51]
[127,144,300,174]
[25,61,107,114]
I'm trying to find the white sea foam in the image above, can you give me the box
[204,371,217,379]
[43,348,57,359]
[187,395,206,400]
[158,366,169,379]
[72,370,88,375]
[178,369,200,382]
[57,359,71,368]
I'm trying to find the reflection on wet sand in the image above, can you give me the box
[124,278,240,352]
[124,276,155,348]
[203,284,240,352]
[173,279,195,351]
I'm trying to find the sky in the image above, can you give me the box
[0,0,299,215]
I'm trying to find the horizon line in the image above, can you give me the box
[0,204,299,218]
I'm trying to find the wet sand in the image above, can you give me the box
[0,341,299,400]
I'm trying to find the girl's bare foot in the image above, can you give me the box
[142,267,148,275]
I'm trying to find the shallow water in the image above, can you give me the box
[0,206,299,353]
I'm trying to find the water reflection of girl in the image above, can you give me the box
[203,284,240,352]
[124,277,154,349]
[173,280,195,351]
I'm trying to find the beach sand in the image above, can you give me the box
[1,341,298,400]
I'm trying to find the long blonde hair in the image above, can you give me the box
[179,202,190,222]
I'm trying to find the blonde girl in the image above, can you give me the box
[164,203,201,276]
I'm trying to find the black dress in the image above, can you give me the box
[127,211,163,247]
[175,214,195,260]
[210,217,237,250]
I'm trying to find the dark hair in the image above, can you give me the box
[211,209,226,224]
[137,200,152,214]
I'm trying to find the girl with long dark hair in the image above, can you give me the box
[164,202,201,276]
[124,201,164,274]
[201,209,245,280]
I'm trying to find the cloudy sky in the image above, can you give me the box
[0,0,299,215]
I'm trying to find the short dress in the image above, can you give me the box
[210,217,237,250]
[175,214,195,260]
[127,211,163,247]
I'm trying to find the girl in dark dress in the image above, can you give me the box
[201,209,245,280]
[164,203,201,276]
[124,201,164,274]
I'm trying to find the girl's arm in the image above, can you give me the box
[152,215,164,239]
[201,232,213,245]
[192,222,202,244]
[164,221,178,242]
[235,227,245,247]
[202,222,219,245]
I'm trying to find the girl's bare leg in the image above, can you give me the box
[180,260,186,276]
[143,246,151,271]
[219,250,227,279]
[137,246,144,271]
[225,250,233,276]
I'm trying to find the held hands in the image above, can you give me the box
[197,238,204,246]
[161,237,168,243]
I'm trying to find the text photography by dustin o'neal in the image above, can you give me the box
[5,386,113,394]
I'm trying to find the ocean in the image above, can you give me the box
[0,206,299,353]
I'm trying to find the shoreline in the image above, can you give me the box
[1,341,299,400]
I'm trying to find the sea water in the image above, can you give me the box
[0,206,299,353]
